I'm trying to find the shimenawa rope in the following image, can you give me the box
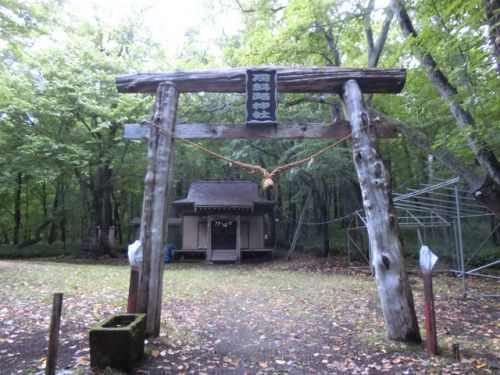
[147,121,371,190]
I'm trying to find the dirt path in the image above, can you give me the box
[0,260,26,269]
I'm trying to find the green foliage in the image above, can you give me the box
[0,0,497,260]
[0,0,60,60]
[397,0,500,159]
[0,4,160,249]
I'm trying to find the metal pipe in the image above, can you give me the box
[452,218,459,270]
[396,199,482,216]
[465,260,500,274]
[449,269,500,280]
[394,177,459,201]
[454,185,467,298]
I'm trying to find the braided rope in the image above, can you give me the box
[149,122,367,190]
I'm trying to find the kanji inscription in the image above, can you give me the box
[245,69,277,125]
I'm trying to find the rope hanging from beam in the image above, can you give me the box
[150,122,369,190]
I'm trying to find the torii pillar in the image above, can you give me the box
[138,82,178,336]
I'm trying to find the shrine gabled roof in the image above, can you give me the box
[172,180,274,210]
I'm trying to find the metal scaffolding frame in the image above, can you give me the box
[347,177,499,297]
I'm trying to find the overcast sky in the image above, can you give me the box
[67,0,242,55]
[63,0,392,65]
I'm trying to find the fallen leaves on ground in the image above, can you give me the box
[0,254,497,374]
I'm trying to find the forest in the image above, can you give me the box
[0,0,499,262]
[0,1,499,373]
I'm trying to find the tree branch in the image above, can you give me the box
[391,0,500,188]
[323,26,341,66]
[363,0,376,58]
[368,8,393,67]
[369,109,480,186]
[370,108,500,217]
[249,143,279,159]
[234,0,286,13]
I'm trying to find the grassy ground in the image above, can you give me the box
[0,253,498,374]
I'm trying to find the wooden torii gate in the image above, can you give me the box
[115,66,421,343]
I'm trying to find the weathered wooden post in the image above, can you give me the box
[342,79,421,343]
[420,245,439,354]
[138,82,178,336]
[422,271,438,353]
[127,267,139,313]
[46,293,63,375]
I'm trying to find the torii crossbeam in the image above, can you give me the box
[116,66,405,94]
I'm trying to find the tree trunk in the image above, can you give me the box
[86,120,121,258]
[42,180,48,219]
[321,179,330,256]
[60,180,66,244]
[24,177,30,242]
[48,181,63,244]
[79,179,95,256]
[484,0,500,74]
[18,218,54,248]
[343,79,421,343]
[13,172,22,245]
[93,165,116,258]
[363,3,394,103]
[1,225,9,244]
[113,196,123,245]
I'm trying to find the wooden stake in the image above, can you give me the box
[422,270,439,355]
[46,293,63,375]
[127,267,140,313]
